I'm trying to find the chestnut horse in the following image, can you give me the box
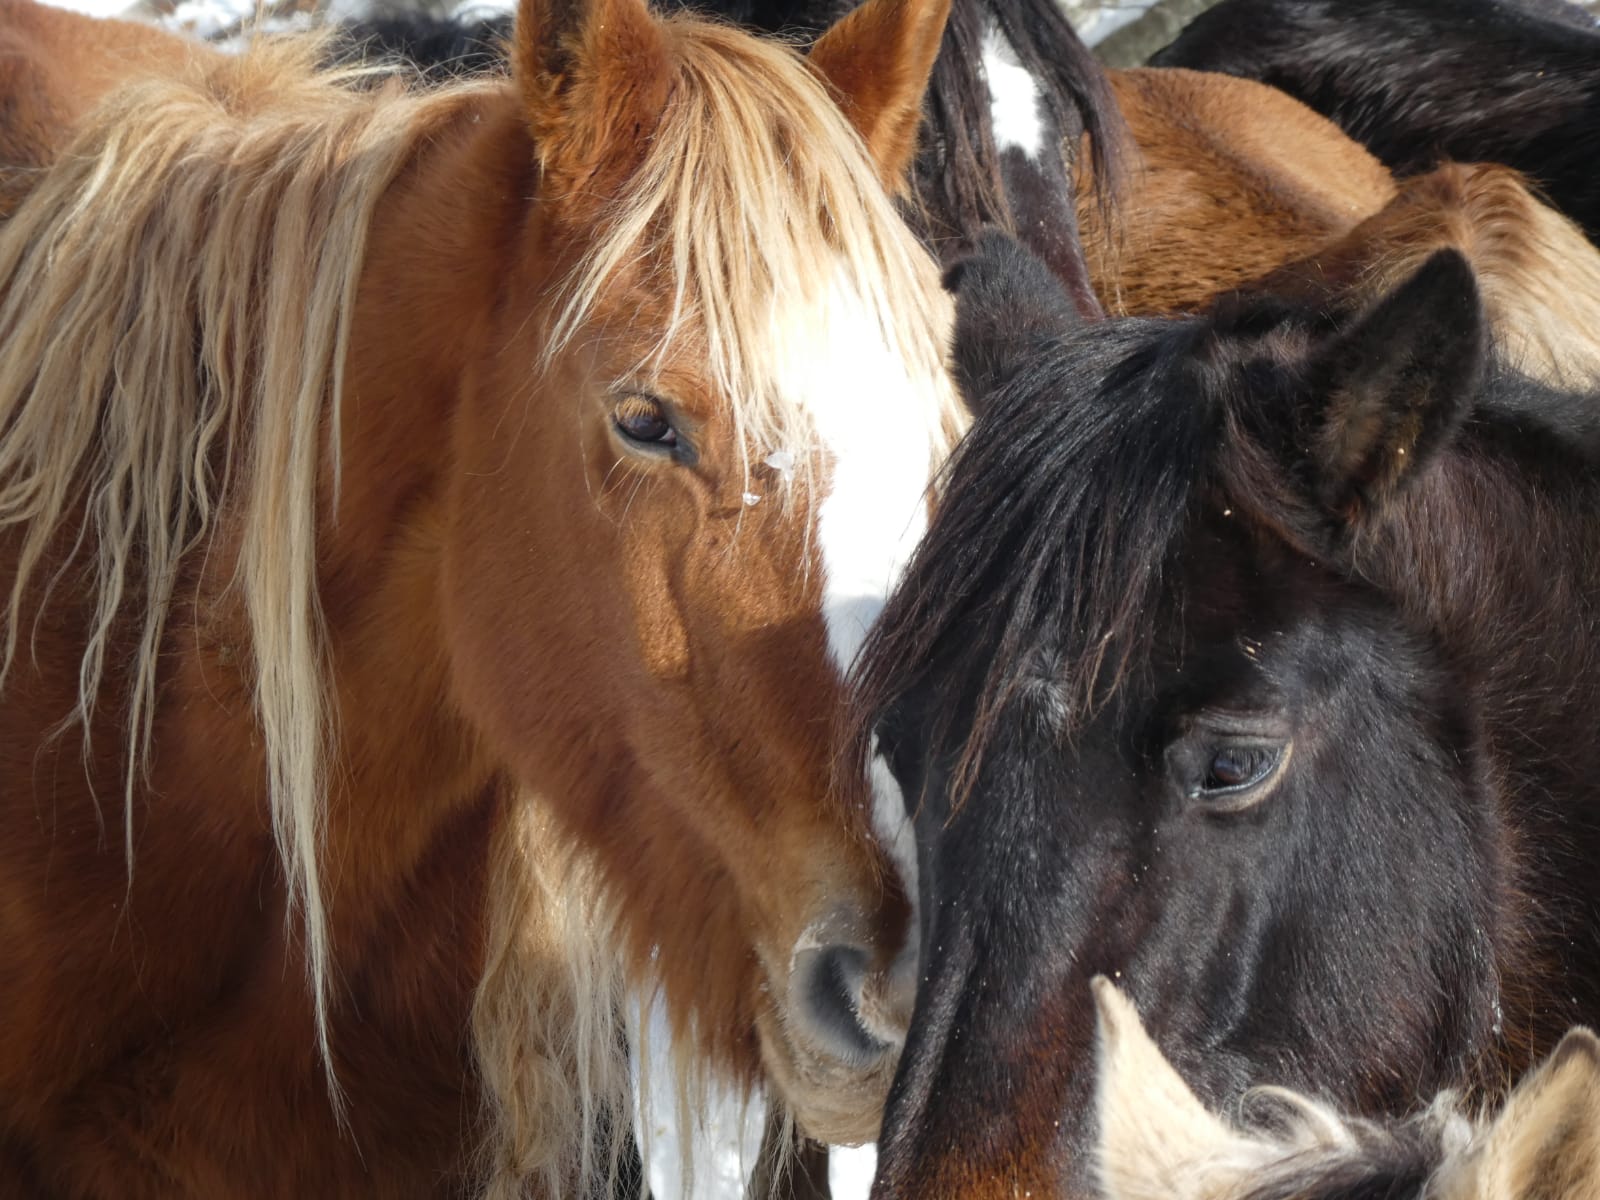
[853,232,1600,1196]
[1093,981,1600,1200]
[0,0,964,1193]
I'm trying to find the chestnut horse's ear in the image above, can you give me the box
[944,229,1079,411]
[1462,1027,1600,1199]
[513,0,672,195]
[1302,249,1485,522]
[807,0,952,188]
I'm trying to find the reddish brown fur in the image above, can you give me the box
[513,0,673,196]
[808,0,954,189]
[0,0,209,207]
[1079,67,1397,315]
[1261,161,1600,388]
[0,0,953,1193]
[1076,79,1600,387]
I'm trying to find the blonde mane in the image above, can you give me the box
[0,14,959,1198]
[0,34,491,1108]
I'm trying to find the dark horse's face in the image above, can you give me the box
[859,234,1510,1198]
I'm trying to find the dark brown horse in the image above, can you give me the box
[853,231,1600,1197]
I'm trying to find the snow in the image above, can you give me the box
[1071,0,1153,44]
[633,995,770,1199]
[42,0,127,15]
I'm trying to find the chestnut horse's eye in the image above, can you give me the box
[613,395,678,449]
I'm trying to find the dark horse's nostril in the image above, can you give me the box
[793,944,893,1067]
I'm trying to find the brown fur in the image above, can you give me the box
[1264,162,1600,389]
[0,0,209,207]
[808,0,953,190]
[1079,67,1397,316]
[1072,73,1600,394]
[0,0,958,1194]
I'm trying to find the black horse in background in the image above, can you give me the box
[329,10,512,79]
[1154,0,1600,242]
[850,230,1600,1197]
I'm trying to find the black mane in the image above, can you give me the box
[853,308,1230,795]
[329,12,513,80]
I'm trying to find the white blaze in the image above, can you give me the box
[981,23,1046,160]
[769,262,946,901]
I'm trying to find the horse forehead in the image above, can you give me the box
[767,264,944,670]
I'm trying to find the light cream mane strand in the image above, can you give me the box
[545,17,965,492]
[0,34,494,1109]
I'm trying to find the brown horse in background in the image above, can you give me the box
[1262,161,1600,389]
[1080,66,1397,315]
[0,0,964,1193]
[1077,69,1600,390]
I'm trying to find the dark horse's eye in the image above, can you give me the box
[1199,745,1282,800]
[613,395,678,449]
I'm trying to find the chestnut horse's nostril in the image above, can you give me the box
[792,944,895,1067]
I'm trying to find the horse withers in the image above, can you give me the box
[0,0,962,1193]
[851,230,1600,1196]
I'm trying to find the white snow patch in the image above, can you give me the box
[632,992,767,1199]
[1071,0,1159,46]
[829,1142,878,1200]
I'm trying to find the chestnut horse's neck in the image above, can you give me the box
[0,54,620,1191]
[314,94,527,922]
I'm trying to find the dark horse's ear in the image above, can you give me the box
[1301,249,1485,521]
[944,229,1080,411]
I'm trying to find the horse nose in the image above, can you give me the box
[791,939,916,1067]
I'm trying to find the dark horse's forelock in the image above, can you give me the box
[850,317,1225,802]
